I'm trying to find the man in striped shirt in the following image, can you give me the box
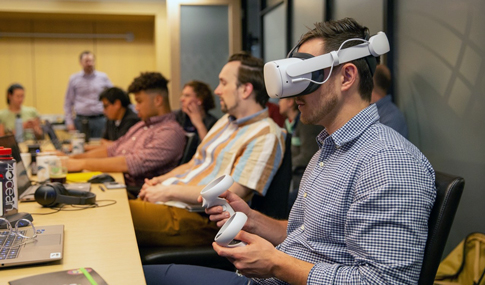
[130,53,286,247]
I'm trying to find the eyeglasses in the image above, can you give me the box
[0,218,37,256]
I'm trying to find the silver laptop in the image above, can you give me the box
[0,135,91,202]
[42,121,63,151]
[0,224,64,267]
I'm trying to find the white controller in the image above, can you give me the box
[200,175,235,216]
[214,212,247,247]
[200,175,246,247]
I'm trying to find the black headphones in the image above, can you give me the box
[34,182,96,207]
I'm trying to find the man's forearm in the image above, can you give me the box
[81,156,129,173]
[248,210,288,246]
[270,251,313,285]
[166,185,204,204]
[156,159,194,183]
[70,146,108,159]
[193,122,208,141]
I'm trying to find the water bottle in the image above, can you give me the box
[0,147,17,217]
[15,114,23,143]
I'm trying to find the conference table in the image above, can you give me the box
[0,173,147,284]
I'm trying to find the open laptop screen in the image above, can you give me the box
[43,121,62,151]
[0,135,33,198]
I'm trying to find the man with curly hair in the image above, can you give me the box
[67,72,186,187]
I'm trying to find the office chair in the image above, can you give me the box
[418,171,465,285]
[179,133,199,165]
[139,134,292,269]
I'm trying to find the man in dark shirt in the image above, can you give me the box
[99,87,140,142]
[371,64,408,138]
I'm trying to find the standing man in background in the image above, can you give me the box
[371,64,408,138]
[64,51,113,138]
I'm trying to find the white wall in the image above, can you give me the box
[334,0,384,35]
[292,0,324,45]
[396,0,485,255]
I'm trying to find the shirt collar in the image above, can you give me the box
[228,108,269,126]
[144,112,174,127]
[82,70,96,77]
[375,94,392,108]
[317,104,379,148]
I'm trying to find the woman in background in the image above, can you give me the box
[0,83,43,140]
[174,80,217,142]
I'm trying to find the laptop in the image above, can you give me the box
[0,135,91,202]
[0,224,64,267]
[42,121,62,151]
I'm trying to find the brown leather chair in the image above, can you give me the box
[418,171,465,285]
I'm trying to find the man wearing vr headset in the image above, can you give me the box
[144,18,436,285]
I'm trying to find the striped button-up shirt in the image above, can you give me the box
[256,104,436,284]
[163,108,286,196]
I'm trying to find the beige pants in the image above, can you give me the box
[129,199,219,246]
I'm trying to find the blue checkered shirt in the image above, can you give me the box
[255,104,436,284]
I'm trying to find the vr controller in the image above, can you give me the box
[200,175,247,247]
[264,31,390,98]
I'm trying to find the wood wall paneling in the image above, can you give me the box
[0,16,156,115]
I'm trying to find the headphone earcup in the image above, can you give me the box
[35,182,96,207]
[35,183,62,207]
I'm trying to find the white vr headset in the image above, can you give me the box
[264,31,390,99]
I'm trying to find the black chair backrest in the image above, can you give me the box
[178,133,199,165]
[251,133,292,219]
[418,171,465,285]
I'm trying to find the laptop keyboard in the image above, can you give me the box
[0,230,25,260]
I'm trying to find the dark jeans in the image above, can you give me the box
[144,264,254,285]
[74,115,106,139]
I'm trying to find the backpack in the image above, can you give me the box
[434,232,485,285]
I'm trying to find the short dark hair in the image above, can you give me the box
[299,18,374,101]
[6,83,24,104]
[79,51,94,61]
[99,87,131,108]
[127,72,169,97]
[373,64,391,93]
[228,52,268,108]
[183,80,215,112]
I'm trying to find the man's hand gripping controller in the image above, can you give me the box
[200,175,247,247]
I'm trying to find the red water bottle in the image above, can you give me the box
[0,147,17,217]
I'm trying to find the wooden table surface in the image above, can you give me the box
[0,173,146,284]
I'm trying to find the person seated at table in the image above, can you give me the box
[129,52,286,247]
[99,87,140,143]
[174,80,218,142]
[67,72,186,187]
[0,83,43,140]
[371,64,408,138]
